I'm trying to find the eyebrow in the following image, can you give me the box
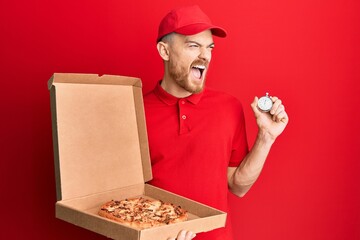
[185,40,215,48]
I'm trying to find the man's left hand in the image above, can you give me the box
[251,96,289,141]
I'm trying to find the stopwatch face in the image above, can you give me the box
[258,93,273,112]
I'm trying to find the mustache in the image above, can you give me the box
[191,59,209,68]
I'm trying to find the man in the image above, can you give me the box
[144,5,289,240]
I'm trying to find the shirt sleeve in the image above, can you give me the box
[229,101,249,167]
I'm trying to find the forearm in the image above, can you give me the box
[228,131,275,197]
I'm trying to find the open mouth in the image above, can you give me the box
[191,65,206,79]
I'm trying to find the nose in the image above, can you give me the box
[198,47,212,62]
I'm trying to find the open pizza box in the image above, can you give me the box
[48,73,226,240]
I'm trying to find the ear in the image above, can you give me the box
[157,41,170,61]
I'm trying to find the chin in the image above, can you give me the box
[174,74,206,94]
[186,80,205,94]
[191,85,204,94]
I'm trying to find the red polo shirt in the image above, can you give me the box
[144,82,249,240]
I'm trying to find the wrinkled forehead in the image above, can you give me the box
[174,30,214,45]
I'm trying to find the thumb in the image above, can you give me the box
[251,96,261,116]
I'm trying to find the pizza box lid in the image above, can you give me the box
[48,73,152,201]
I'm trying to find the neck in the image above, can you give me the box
[160,75,192,98]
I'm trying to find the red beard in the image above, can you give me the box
[168,59,209,94]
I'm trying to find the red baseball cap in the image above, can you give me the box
[157,5,227,42]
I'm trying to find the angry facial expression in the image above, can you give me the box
[164,30,215,95]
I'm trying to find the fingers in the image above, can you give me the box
[168,230,196,240]
[270,96,288,123]
[251,95,289,124]
[277,109,289,124]
[269,96,281,115]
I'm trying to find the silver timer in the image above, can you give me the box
[257,92,273,112]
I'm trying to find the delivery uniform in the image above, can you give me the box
[144,82,249,240]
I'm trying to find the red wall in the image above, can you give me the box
[1,0,359,239]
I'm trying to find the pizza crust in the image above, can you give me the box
[98,197,188,229]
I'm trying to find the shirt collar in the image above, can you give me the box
[153,81,204,105]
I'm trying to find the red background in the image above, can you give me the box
[1,0,359,239]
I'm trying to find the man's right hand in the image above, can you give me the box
[167,230,196,240]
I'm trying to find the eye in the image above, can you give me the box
[189,44,199,48]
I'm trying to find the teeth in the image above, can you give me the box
[193,65,206,69]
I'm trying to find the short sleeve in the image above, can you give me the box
[229,101,249,167]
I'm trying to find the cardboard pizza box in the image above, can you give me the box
[48,73,226,240]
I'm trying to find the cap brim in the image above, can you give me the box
[175,23,227,38]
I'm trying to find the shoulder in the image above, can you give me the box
[203,87,244,110]
[144,89,155,100]
[143,89,159,105]
[204,87,240,101]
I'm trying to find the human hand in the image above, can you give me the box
[251,95,289,141]
[167,230,196,240]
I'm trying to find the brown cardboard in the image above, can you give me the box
[49,73,226,240]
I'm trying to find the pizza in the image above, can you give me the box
[98,197,188,229]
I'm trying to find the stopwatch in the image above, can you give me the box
[257,92,273,112]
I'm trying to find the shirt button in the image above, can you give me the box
[181,115,187,120]
[181,100,186,104]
